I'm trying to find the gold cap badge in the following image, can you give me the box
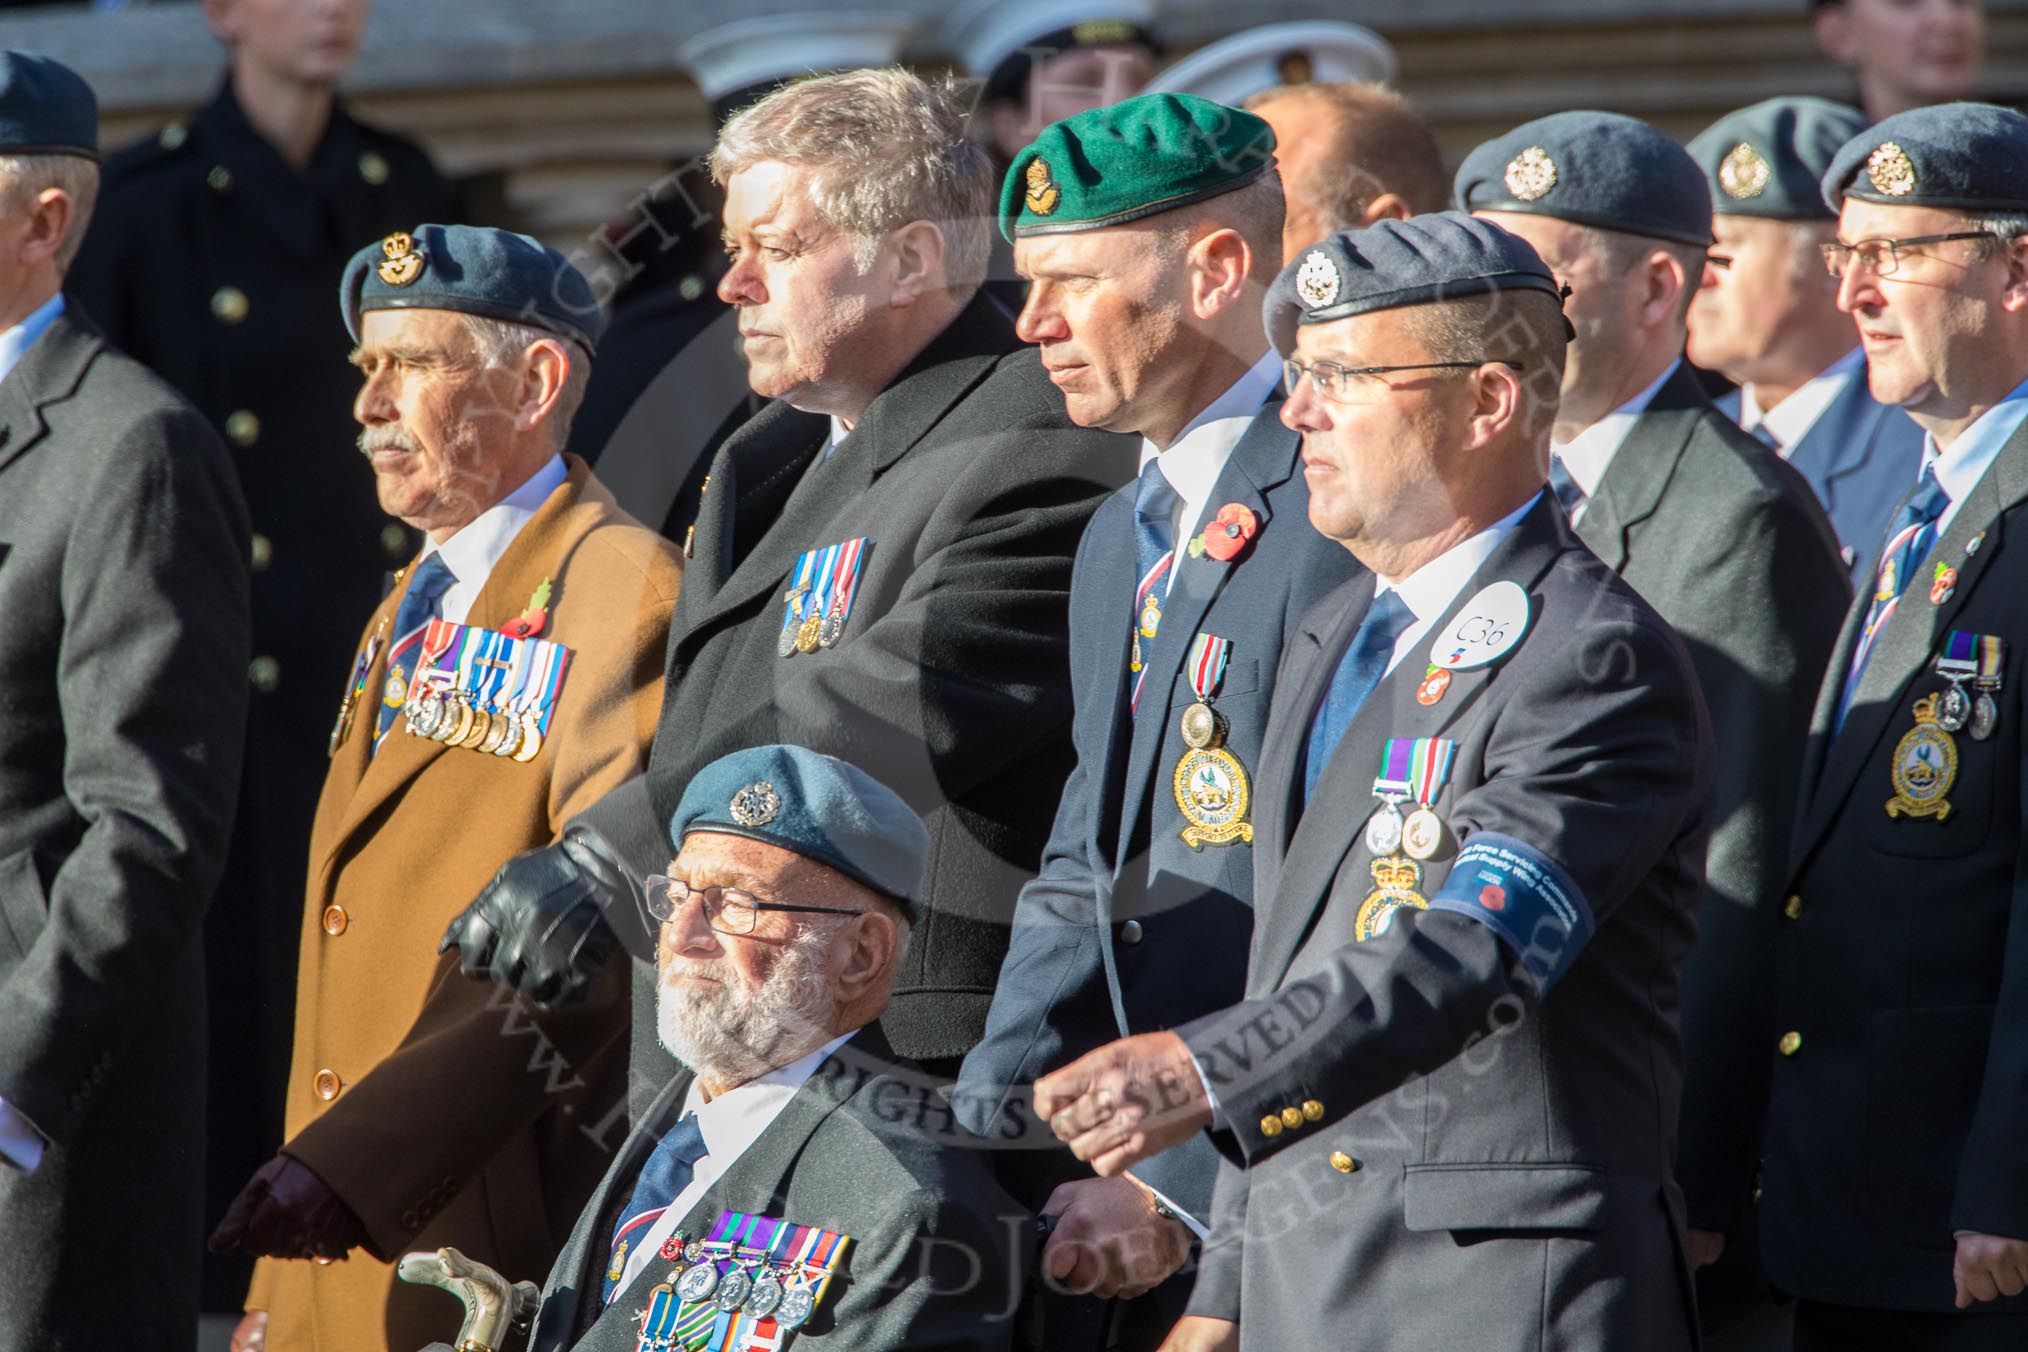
[1719,142,1771,200]
[377,231,424,287]
[1504,146,1558,203]
[1866,142,1917,197]
[729,781,783,828]
[1295,249,1341,309]
[1024,158,1061,217]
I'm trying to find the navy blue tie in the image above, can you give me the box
[1547,457,1586,518]
[373,552,458,752]
[1303,590,1416,804]
[602,1113,708,1306]
[1129,460,1182,710]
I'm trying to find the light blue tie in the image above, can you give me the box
[373,552,458,753]
[1303,590,1416,805]
[1547,457,1586,518]
[601,1113,708,1306]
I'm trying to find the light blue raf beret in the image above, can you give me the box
[670,745,929,917]
[1455,110,1713,247]
[1820,102,2028,213]
[340,223,606,353]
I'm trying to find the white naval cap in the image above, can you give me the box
[1144,21,1397,106]
[678,12,915,104]
[944,0,1158,89]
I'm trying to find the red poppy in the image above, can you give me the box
[1480,884,1508,912]
[1201,503,1259,562]
[501,607,547,639]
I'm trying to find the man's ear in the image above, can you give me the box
[201,0,238,44]
[1360,193,1414,225]
[834,910,900,999]
[2000,234,2028,315]
[1638,249,1691,331]
[887,220,948,307]
[1465,360,1523,450]
[1188,226,1252,320]
[16,188,71,273]
[515,338,572,432]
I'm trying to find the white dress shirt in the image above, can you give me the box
[615,1032,854,1296]
[423,454,569,621]
[1737,347,1864,456]
[1139,349,1283,593]
[1551,359,1680,525]
[1375,494,1541,676]
[0,292,68,1173]
[1922,375,2028,538]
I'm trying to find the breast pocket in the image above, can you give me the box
[1403,1163,1610,1235]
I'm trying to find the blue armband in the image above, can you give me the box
[1427,831,1595,993]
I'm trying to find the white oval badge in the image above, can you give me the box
[1430,580,1531,671]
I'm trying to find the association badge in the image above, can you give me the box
[1504,146,1558,202]
[1866,141,1917,197]
[1296,249,1341,309]
[1174,634,1255,848]
[377,230,424,286]
[1885,693,1958,820]
[1718,142,1771,200]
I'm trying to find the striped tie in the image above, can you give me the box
[602,1114,708,1306]
[373,553,458,753]
[1837,467,1949,729]
[1129,460,1180,713]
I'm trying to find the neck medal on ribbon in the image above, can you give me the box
[1173,634,1255,848]
[1357,737,1456,940]
[656,1211,852,1350]
[778,539,872,659]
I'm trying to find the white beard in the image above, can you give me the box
[656,926,835,1086]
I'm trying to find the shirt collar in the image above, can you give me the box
[1922,373,2028,508]
[0,293,64,387]
[421,454,568,592]
[679,1030,856,1164]
[1553,358,1679,499]
[1379,492,1541,622]
[1740,347,1864,451]
[1135,349,1281,493]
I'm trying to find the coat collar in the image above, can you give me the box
[193,79,379,261]
[0,309,101,476]
[1570,361,1711,571]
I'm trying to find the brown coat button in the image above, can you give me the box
[313,1068,342,1100]
[321,905,348,936]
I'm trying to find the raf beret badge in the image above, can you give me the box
[1867,142,1917,198]
[1720,142,1771,201]
[377,231,424,286]
[1024,158,1061,216]
[1296,249,1341,308]
[1504,146,1558,203]
[729,781,782,828]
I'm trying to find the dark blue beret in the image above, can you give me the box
[1688,97,1869,221]
[1263,211,1564,357]
[1820,102,2028,213]
[670,745,929,917]
[0,51,96,159]
[339,224,606,353]
[1455,110,1713,247]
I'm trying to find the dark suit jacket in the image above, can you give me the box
[1575,362,1850,1241]
[578,294,1134,1089]
[956,400,1362,1219]
[1761,413,2028,1315]
[1178,497,1711,1351]
[0,309,250,1350]
[530,1025,1030,1351]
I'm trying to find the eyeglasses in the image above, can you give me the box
[644,875,863,935]
[1819,231,1996,279]
[1282,356,1522,405]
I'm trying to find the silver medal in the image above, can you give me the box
[775,1283,816,1329]
[676,1259,719,1302]
[1939,682,1972,732]
[744,1272,784,1318]
[818,610,845,648]
[1364,800,1405,857]
[713,1266,753,1311]
[1973,690,1999,741]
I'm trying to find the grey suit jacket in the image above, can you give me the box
[1578,362,1850,1237]
[1178,497,1711,1351]
[0,309,249,1351]
[530,1026,1030,1351]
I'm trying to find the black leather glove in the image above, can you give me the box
[439,830,627,1009]
[209,1153,372,1261]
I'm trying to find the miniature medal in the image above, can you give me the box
[795,612,823,654]
[512,714,544,763]
[1885,693,1958,821]
[818,608,845,648]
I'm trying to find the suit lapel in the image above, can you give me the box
[1787,368,1879,519]
[1250,500,1568,989]
[1793,419,2028,856]
[0,312,99,476]
[1112,405,1294,863]
[1573,363,1707,572]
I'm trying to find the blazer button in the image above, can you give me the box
[1259,1114,1283,1139]
[1783,895,1803,921]
[1778,1031,1802,1057]
[401,1209,418,1231]
[358,151,390,185]
[321,904,348,936]
[225,409,261,448]
[210,285,249,323]
[206,164,233,193]
[313,1068,343,1100]
[248,656,281,692]
[1119,920,1144,945]
[1302,1100,1324,1122]
[1280,1106,1305,1131]
[1329,1151,1360,1174]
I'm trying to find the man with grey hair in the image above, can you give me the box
[210,224,682,1352]
[0,51,251,1352]
[443,69,1134,1107]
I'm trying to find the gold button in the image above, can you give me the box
[1259,1114,1283,1139]
[1329,1151,1359,1173]
[1783,895,1802,921]
[158,121,187,150]
[380,522,411,559]
[1302,1100,1324,1122]
[358,151,390,185]
[211,286,249,324]
[249,533,273,573]
[248,655,280,692]
[1280,1106,1304,1130]
[321,904,348,936]
[207,164,233,193]
[313,1068,342,1100]
[1778,1031,1802,1057]
[224,409,260,447]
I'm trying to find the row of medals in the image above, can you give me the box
[667,1235,819,1330]
[1938,670,2000,741]
[1365,794,1444,862]
[401,680,545,762]
[779,583,846,657]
